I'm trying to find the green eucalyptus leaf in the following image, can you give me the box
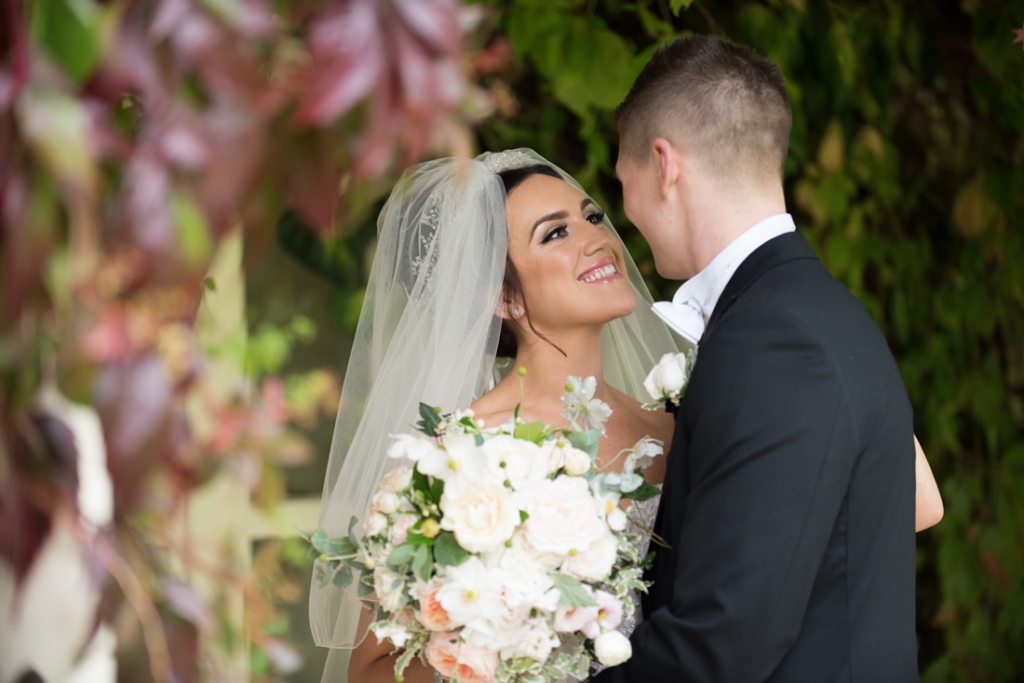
[387,543,417,568]
[433,531,471,566]
[332,564,353,589]
[552,573,596,607]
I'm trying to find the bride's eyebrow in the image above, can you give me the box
[531,210,569,238]
[530,199,598,239]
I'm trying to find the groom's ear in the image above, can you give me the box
[652,138,681,198]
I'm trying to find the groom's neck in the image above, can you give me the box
[684,179,787,276]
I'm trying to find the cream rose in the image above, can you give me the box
[519,476,605,556]
[363,511,388,537]
[389,513,418,545]
[370,491,399,515]
[425,633,498,683]
[439,474,519,553]
[563,447,592,476]
[380,466,413,493]
[501,618,560,663]
[593,630,632,666]
[372,566,405,613]
[560,529,617,582]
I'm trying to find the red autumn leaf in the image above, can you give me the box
[292,0,385,126]
[95,355,178,515]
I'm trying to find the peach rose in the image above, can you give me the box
[417,580,453,632]
[425,632,498,683]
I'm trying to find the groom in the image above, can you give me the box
[594,36,919,682]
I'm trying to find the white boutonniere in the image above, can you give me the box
[642,348,697,410]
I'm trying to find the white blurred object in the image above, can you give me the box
[0,389,116,683]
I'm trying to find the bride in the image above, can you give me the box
[310,149,942,683]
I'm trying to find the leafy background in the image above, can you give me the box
[3,0,1023,681]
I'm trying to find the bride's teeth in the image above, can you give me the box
[582,264,617,282]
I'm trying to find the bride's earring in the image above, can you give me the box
[512,308,522,318]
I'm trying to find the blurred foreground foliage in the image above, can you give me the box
[462,0,1024,680]
[0,0,481,680]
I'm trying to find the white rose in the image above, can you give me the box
[483,435,548,487]
[364,511,388,537]
[387,433,438,462]
[563,447,592,476]
[593,630,632,666]
[439,472,519,553]
[644,352,690,402]
[381,466,413,493]
[389,513,418,545]
[371,491,399,515]
[373,566,406,613]
[500,618,561,663]
[369,621,411,648]
[560,529,617,582]
[519,476,605,556]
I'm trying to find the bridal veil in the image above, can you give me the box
[310,149,678,681]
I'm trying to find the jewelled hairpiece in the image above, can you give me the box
[477,149,537,174]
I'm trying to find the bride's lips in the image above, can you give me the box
[578,257,623,284]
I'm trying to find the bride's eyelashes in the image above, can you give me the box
[539,211,606,244]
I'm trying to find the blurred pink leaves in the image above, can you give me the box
[1,0,478,677]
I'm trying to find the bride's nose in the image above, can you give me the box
[581,220,612,256]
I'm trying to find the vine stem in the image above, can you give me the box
[92,533,174,683]
[626,508,672,550]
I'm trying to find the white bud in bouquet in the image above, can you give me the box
[594,630,632,667]
[387,433,438,462]
[369,621,411,648]
[644,351,695,405]
[563,447,592,476]
[389,513,418,545]
[364,511,388,538]
[539,439,566,473]
[380,466,413,493]
[371,491,399,515]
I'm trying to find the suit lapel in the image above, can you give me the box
[700,231,819,344]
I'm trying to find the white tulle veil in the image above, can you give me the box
[310,149,679,681]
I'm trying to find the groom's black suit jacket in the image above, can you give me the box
[594,232,919,683]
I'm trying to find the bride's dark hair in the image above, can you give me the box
[495,163,567,359]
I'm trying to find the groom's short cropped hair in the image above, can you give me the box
[616,35,791,181]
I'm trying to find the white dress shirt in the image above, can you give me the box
[652,213,797,345]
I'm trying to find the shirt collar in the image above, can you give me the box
[671,213,796,320]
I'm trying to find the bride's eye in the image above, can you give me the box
[541,226,568,243]
[586,210,606,225]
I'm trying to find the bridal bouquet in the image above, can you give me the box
[309,375,661,683]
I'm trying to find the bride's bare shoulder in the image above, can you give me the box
[470,387,516,430]
[608,386,675,444]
